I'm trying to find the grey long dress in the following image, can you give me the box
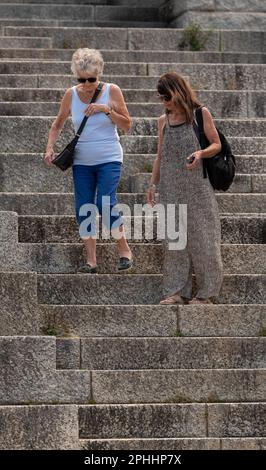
[158,110,223,300]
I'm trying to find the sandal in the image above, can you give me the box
[118,256,133,271]
[160,294,185,305]
[188,297,212,304]
[77,263,98,274]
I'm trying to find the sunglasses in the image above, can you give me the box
[157,93,172,102]
[77,77,97,83]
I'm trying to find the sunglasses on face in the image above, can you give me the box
[77,77,97,83]
[157,93,172,102]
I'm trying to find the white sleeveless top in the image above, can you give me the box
[71,82,123,166]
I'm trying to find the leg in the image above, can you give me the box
[72,164,98,267]
[161,238,193,301]
[96,162,132,260]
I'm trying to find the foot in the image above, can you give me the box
[160,294,184,305]
[77,263,98,274]
[118,255,133,271]
[118,249,133,260]
[188,297,212,304]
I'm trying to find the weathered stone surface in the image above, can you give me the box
[0,192,265,215]
[79,404,206,438]
[80,438,220,450]
[0,4,94,20]
[4,26,129,49]
[56,338,80,369]
[7,243,266,275]
[0,405,79,449]
[37,273,266,305]
[15,213,266,245]
[0,49,265,63]
[40,304,266,338]
[178,304,266,337]
[208,404,266,437]
[80,337,266,370]
[41,304,178,337]
[170,11,266,31]
[221,438,266,450]
[0,272,40,335]
[0,336,90,404]
[92,369,266,403]
[0,211,17,243]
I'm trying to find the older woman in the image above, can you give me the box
[44,48,133,273]
[147,72,223,304]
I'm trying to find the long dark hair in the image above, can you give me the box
[157,71,202,123]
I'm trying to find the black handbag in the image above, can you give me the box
[52,82,104,171]
[193,106,236,191]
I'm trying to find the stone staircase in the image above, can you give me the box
[0,0,265,450]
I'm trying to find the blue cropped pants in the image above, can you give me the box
[72,161,123,238]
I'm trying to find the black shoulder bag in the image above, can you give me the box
[193,106,236,191]
[52,82,104,171]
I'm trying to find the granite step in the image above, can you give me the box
[0,154,265,195]
[57,336,266,370]
[0,117,265,152]
[170,11,266,31]
[0,73,262,91]
[3,27,265,53]
[1,100,266,119]
[7,243,265,275]
[0,192,265,215]
[17,214,266,244]
[0,62,264,91]
[0,36,52,48]
[78,403,266,438]
[120,136,266,156]
[0,19,166,29]
[1,404,265,449]
[0,4,160,23]
[0,336,90,404]
[37,273,266,304]
[0,88,264,119]
[80,437,266,450]
[87,369,266,403]
[2,271,265,336]
[130,173,266,194]
[0,48,265,64]
[40,304,266,338]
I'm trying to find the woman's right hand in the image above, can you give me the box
[43,148,55,167]
[147,187,156,207]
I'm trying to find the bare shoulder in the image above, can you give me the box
[61,87,72,106]
[109,83,123,95]
[201,106,213,120]
[64,87,73,98]
[158,113,166,131]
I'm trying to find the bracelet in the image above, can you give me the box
[105,106,112,116]
[149,183,157,189]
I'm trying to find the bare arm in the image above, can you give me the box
[147,115,165,206]
[150,114,166,185]
[108,83,132,133]
[45,88,72,152]
[200,106,222,158]
[186,106,222,170]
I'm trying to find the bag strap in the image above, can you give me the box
[75,81,104,139]
[193,105,208,179]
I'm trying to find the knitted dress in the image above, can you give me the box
[158,111,223,300]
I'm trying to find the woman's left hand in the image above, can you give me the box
[83,103,108,117]
[186,150,203,170]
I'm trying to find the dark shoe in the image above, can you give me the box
[77,263,98,274]
[118,256,133,271]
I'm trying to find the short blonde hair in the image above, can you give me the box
[71,48,104,76]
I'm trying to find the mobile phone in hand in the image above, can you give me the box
[187,155,195,164]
